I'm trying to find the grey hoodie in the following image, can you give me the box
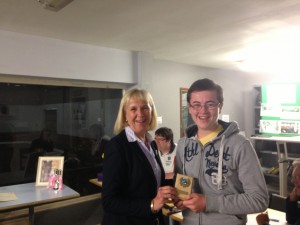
[175,120,269,225]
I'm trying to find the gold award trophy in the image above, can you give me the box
[175,173,193,199]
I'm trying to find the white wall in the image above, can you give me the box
[0,30,137,84]
[2,29,300,143]
[147,59,210,142]
[145,60,257,142]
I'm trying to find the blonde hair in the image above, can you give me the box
[114,88,158,134]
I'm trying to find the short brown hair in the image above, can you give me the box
[187,78,223,104]
[155,127,174,142]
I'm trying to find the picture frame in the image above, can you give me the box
[36,156,64,186]
[180,88,194,137]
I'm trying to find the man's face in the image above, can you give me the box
[188,90,222,136]
[155,135,171,152]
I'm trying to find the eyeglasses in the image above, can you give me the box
[155,137,166,142]
[291,175,300,181]
[189,102,220,111]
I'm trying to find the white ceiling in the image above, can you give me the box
[1,0,300,72]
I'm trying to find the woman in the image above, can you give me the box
[102,88,178,225]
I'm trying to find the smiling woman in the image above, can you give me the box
[102,88,179,225]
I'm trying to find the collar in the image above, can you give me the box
[199,124,224,145]
[125,126,153,143]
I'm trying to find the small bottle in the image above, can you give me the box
[53,169,60,190]
[53,177,59,190]
[57,169,64,190]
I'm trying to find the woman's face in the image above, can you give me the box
[125,98,152,138]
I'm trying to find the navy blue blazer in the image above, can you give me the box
[102,129,166,225]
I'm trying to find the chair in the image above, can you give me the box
[269,193,287,212]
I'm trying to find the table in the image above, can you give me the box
[165,208,287,225]
[247,208,287,225]
[89,178,102,187]
[0,182,80,225]
[251,136,300,196]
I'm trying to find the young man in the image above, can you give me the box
[175,78,269,225]
[152,127,178,225]
[286,158,300,225]
[154,127,177,184]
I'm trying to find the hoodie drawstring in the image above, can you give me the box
[217,135,225,190]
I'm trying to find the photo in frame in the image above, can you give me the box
[180,88,194,137]
[36,156,64,186]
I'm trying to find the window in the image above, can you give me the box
[0,78,123,195]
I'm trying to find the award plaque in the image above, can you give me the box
[175,173,193,199]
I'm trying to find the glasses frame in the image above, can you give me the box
[154,137,166,142]
[189,102,220,111]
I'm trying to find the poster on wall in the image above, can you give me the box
[260,83,300,136]
[280,121,300,134]
[280,106,300,120]
[259,120,280,134]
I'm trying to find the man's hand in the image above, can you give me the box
[182,193,206,213]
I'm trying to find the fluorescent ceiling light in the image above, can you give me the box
[37,0,74,11]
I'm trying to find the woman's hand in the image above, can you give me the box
[152,186,178,211]
[174,199,186,210]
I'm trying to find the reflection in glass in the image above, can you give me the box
[0,82,122,195]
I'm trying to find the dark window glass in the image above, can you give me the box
[0,82,122,195]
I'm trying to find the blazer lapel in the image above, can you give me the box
[129,141,158,185]
[150,141,166,184]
